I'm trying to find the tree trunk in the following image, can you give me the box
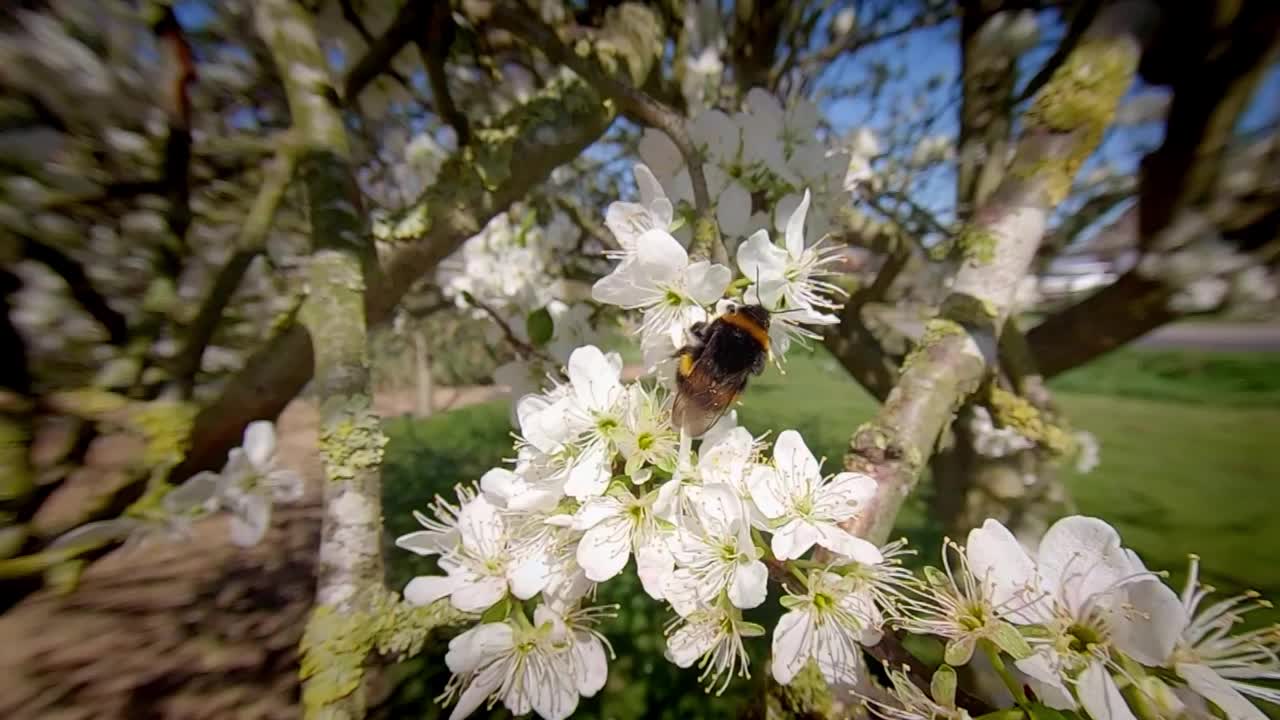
[413,331,433,417]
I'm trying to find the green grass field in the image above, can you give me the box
[378,347,1280,718]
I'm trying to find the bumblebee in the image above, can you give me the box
[671,303,771,436]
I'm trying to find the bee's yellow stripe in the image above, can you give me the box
[719,311,770,350]
[678,352,695,377]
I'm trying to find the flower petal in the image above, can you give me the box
[717,180,751,238]
[771,608,811,684]
[690,109,740,164]
[638,128,682,179]
[396,529,456,556]
[814,524,884,564]
[564,444,611,499]
[507,553,550,600]
[771,518,820,561]
[568,345,622,412]
[817,472,877,516]
[228,492,271,547]
[636,535,675,601]
[449,660,505,720]
[405,574,458,606]
[772,430,819,489]
[729,559,768,609]
[694,483,743,536]
[685,261,733,306]
[666,615,717,668]
[572,495,622,531]
[451,574,508,612]
[784,190,811,258]
[966,518,1045,624]
[577,519,631,582]
[1177,663,1268,720]
[1113,577,1184,665]
[1079,660,1139,720]
[573,632,610,697]
[1015,651,1077,710]
[1038,515,1139,612]
[747,465,787,519]
[242,420,276,469]
[635,228,690,273]
[458,496,505,558]
[592,260,657,308]
[163,472,220,514]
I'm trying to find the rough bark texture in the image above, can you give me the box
[842,2,1151,545]
[254,1,383,717]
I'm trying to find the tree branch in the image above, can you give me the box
[493,3,727,264]
[21,238,128,346]
[823,246,910,402]
[174,3,663,482]
[840,2,1152,544]
[341,1,432,102]
[171,146,297,397]
[418,0,470,146]
[1015,0,1103,103]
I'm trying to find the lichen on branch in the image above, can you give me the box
[839,2,1152,545]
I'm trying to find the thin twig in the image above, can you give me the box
[494,5,725,263]
[1015,0,1102,103]
[21,238,129,346]
[418,0,470,145]
[463,293,551,363]
[342,1,432,102]
[171,145,297,397]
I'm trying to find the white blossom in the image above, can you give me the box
[403,495,549,612]
[616,384,680,482]
[747,430,882,563]
[605,163,675,257]
[665,602,764,694]
[967,517,1185,718]
[167,420,303,547]
[441,603,608,720]
[1166,556,1280,720]
[772,569,883,686]
[666,484,768,616]
[571,485,675,598]
[592,228,731,348]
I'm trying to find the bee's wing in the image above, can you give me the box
[672,351,749,438]
[671,387,731,437]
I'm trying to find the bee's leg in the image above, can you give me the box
[750,350,767,376]
[689,321,710,341]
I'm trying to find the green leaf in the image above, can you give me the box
[989,621,1034,660]
[480,595,511,623]
[945,634,977,666]
[923,565,950,588]
[975,710,1025,720]
[1026,702,1073,720]
[901,633,946,667]
[931,664,958,708]
[526,307,554,347]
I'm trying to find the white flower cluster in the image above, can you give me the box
[48,421,303,551]
[593,163,846,373]
[396,339,899,718]
[1138,211,1277,313]
[638,88,850,246]
[899,516,1280,720]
